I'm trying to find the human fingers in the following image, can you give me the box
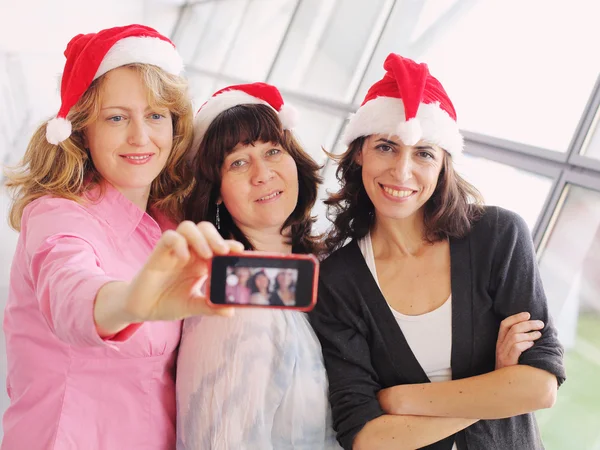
[506,340,535,363]
[185,294,235,318]
[176,220,212,260]
[497,329,541,369]
[224,239,245,254]
[197,221,230,255]
[497,312,531,344]
[145,229,190,272]
[505,319,545,337]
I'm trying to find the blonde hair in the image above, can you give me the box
[5,63,194,231]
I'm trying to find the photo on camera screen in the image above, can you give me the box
[210,254,317,310]
[225,266,299,307]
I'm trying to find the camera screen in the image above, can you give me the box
[225,267,299,306]
[210,254,317,310]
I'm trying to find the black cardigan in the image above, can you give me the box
[309,206,566,450]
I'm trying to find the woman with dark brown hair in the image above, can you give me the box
[309,54,566,450]
[271,269,297,306]
[248,270,272,305]
[176,83,340,449]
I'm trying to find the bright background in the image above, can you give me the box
[1,1,600,448]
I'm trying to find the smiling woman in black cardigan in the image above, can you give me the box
[310,53,565,450]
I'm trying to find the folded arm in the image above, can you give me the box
[379,365,556,420]
[378,211,565,420]
[310,280,475,450]
[353,415,476,450]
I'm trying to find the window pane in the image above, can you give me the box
[292,105,343,166]
[455,155,553,230]
[171,3,217,63]
[269,0,391,103]
[357,0,600,152]
[579,106,600,161]
[536,185,600,449]
[188,75,219,111]
[221,0,297,81]
[184,0,250,70]
[409,0,461,44]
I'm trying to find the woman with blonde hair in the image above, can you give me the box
[3,24,239,450]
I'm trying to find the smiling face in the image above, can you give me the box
[235,267,251,284]
[255,273,270,292]
[84,66,173,202]
[219,140,299,231]
[358,134,445,221]
[277,269,295,289]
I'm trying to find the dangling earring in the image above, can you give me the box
[216,203,221,230]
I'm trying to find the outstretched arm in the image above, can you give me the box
[94,221,240,337]
[27,201,240,348]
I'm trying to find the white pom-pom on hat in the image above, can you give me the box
[46,117,73,145]
[278,103,298,130]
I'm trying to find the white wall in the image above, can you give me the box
[0,0,182,436]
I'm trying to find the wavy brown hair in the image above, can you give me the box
[324,136,484,252]
[5,63,194,231]
[184,104,323,255]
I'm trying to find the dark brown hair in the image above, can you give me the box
[324,136,484,252]
[274,270,296,291]
[248,270,270,294]
[184,104,323,255]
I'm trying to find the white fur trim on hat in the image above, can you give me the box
[46,117,72,145]
[191,90,295,153]
[278,103,298,131]
[396,119,422,147]
[191,90,268,153]
[342,97,464,157]
[94,36,184,80]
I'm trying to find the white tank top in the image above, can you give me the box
[359,234,458,449]
[358,233,453,383]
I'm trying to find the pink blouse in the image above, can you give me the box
[2,183,181,450]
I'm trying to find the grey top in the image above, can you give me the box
[310,206,566,450]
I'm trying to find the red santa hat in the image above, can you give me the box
[46,24,184,145]
[342,53,463,158]
[192,82,298,152]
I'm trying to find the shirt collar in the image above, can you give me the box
[83,181,156,237]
